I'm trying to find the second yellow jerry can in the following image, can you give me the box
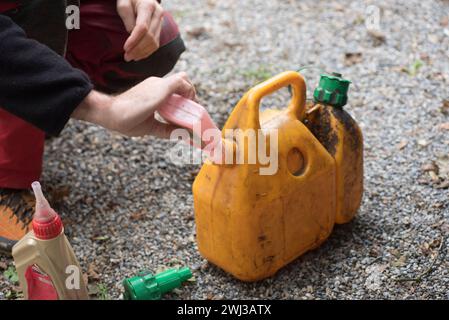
[305,73,363,224]
[193,71,337,281]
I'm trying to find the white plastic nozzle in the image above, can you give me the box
[31,181,56,223]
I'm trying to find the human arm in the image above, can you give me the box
[0,14,93,135]
[72,72,196,138]
[0,14,196,138]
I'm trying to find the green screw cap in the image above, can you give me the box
[313,72,351,107]
[123,267,192,300]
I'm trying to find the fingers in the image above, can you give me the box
[148,5,163,39]
[166,72,197,101]
[123,1,154,53]
[149,118,181,139]
[117,0,136,33]
[108,73,197,138]
[124,20,161,61]
[124,116,180,138]
[124,0,164,62]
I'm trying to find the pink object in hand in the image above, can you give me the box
[158,94,224,162]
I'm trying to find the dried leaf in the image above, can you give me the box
[49,186,70,203]
[438,122,449,131]
[417,177,430,185]
[130,211,146,221]
[0,261,7,270]
[429,171,440,182]
[344,52,363,66]
[435,180,449,189]
[397,140,408,150]
[368,29,386,42]
[83,273,89,286]
[392,255,407,267]
[432,202,444,208]
[88,263,101,281]
[428,238,442,248]
[441,100,449,115]
[421,161,438,173]
[390,248,400,258]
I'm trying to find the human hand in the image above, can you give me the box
[73,72,196,138]
[117,0,164,62]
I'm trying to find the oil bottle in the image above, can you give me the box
[12,182,88,300]
[305,73,363,224]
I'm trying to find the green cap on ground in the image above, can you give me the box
[123,267,193,300]
[313,72,351,107]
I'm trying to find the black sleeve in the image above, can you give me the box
[0,14,93,136]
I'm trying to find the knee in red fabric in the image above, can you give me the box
[0,109,45,189]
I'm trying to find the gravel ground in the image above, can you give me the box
[1,0,449,300]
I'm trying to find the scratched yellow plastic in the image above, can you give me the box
[192,72,337,281]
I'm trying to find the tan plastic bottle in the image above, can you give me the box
[12,182,88,300]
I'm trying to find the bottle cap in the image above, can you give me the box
[313,73,351,107]
[123,267,192,300]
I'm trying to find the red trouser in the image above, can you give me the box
[0,1,182,189]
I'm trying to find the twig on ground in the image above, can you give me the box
[393,237,445,283]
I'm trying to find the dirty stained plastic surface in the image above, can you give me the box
[193,71,338,281]
[306,73,363,224]
[305,105,363,224]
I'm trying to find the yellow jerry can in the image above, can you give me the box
[192,71,337,281]
[305,73,363,224]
